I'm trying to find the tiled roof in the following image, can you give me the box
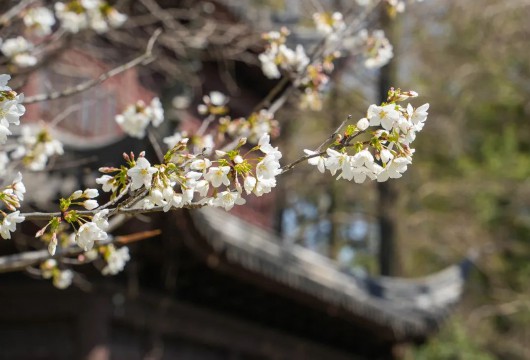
[191,206,472,340]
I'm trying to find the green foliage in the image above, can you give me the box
[411,319,495,360]
[401,0,530,357]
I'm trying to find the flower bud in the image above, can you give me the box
[71,190,83,199]
[83,200,99,210]
[83,188,99,198]
[48,234,57,256]
[356,117,369,131]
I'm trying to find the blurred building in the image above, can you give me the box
[0,1,472,359]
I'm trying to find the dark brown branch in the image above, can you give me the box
[22,28,162,104]
[0,0,36,27]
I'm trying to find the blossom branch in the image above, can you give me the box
[20,202,206,221]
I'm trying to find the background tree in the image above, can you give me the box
[397,0,530,358]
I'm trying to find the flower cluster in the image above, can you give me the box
[0,37,38,68]
[97,131,283,213]
[197,91,229,116]
[23,6,56,37]
[41,259,74,289]
[11,126,64,171]
[0,173,26,240]
[219,109,280,144]
[0,75,25,144]
[355,30,394,69]
[305,88,428,183]
[259,28,310,79]
[75,211,108,251]
[164,131,215,156]
[313,12,346,37]
[258,13,347,111]
[55,0,127,34]
[101,244,130,275]
[35,188,109,255]
[115,98,164,139]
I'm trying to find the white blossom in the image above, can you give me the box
[256,157,281,179]
[258,133,282,160]
[0,94,25,127]
[213,190,246,211]
[204,166,231,188]
[147,97,164,127]
[356,117,370,131]
[82,199,98,210]
[377,157,411,182]
[0,74,12,91]
[0,123,11,144]
[76,221,108,251]
[380,149,394,164]
[23,7,56,36]
[11,126,63,170]
[102,245,130,275]
[324,148,349,176]
[48,235,57,256]
[83,188,98,198]
[364,30,394,69]
[367,104,400,130]
[253,177,276,196]
[55,1,126,34]
[313,12,345,35]
[12,172,26,201]
[115,106,150,138]
[304,149,326,173]
[194,180,210,197]
[243,176,257,194]
[408,103,429,125]
[96,175,117,193]
[116,98,164,138]
[106,8,128,28]
[259,50,281,79]
[0,211,25,240]
[53,269,74,289]
[209,91,228,107]
[54,3,88,33]
[1,37,37,67]
[190,158,212,172]
[92,209,109,231]
[127,157,158,190]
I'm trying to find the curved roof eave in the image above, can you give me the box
[189,206,472,341]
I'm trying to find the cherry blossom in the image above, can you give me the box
[23,7,56,36]
[1,37,37,67]
[0,211,25,240]
[102,245,130,275]
[205,166,231,188]
[76,221,108,251]
[127,157,158,190]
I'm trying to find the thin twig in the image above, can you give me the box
[147,128,165,163]
[22,28,163,104]
[99,183,131,210]
[0,0,36,27]
[20,201,205,221]
[0,229,161,274]
[279,150,326,175]
[280,136,370,175]
[315,115,351,152]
